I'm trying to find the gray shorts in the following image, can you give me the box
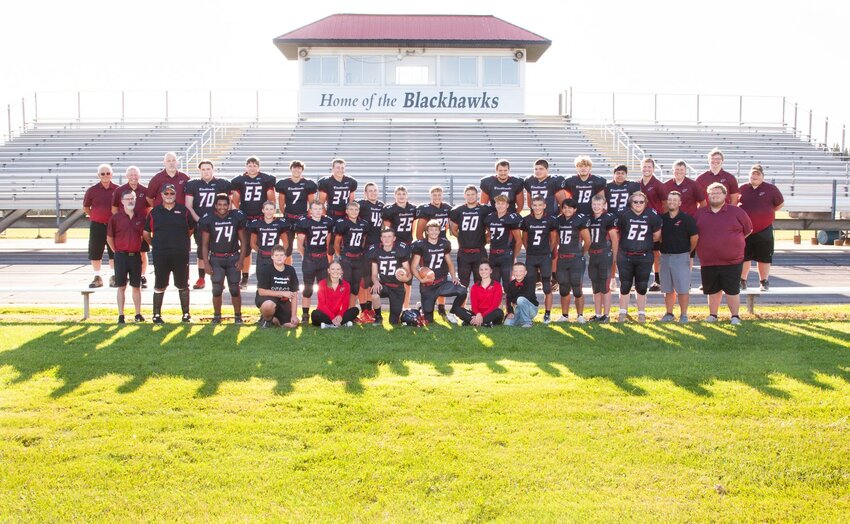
[660,252,691,294]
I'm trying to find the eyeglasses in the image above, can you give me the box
[99,173,112,176]
[162,192,176,196]
[631,200,646,204]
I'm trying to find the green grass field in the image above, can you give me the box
[2,307,849,521]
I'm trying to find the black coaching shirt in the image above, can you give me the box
[144,204,194,254]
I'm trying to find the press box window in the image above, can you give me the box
[344,56,382,86]
[483,57,519,86]
[386,56,436,86]
[303,56,339,85]
[440,57,478,86]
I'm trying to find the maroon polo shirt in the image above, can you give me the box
[112,182,150,214]
[696,169,739,204]
[640,176,669,214]
[146,170,190,207]
[739,182,784,234]
[664,176,706,217]
[107,210,146,253]
[695,204,753,267]
[83,182,118,224]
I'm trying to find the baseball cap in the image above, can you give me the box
[161,183,176,194]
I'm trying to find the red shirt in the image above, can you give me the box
[695,204,753,267]
[470,280,503,316]
[739,182,784,234]
[317,279,351,319]
[664,176,706,217]
[640,176,669,214]
[83,182,118,224]
[696,169,739,204]
[112,183,150,214]
[107,210,146,253]
[146,170,190,207]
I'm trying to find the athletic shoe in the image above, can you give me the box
[740,279,748,291]
[320,323,337,329]
[134,314,145,323]
[234,316,244,325]
[117,315,126,324]
[649,282,661,292]
[521,323,533,328]
[301,312,310,324]
[587,315,599,322]
[679,314,689,324]
[554,315,569,323]
[372,316,383,326]
[542,312,551,324]
[730,316,741,325]
[152,315,165,325]
[481,322,493,328]
[437,306,447,317]
[637,313,646,324]
[576,315,586,324]
[760,280,769,292]
[660,313,676,322]
[550,282,560,293]
[256,319,271,328]
[705,314,718,323]
[140,276,148,289]
[618,311,628,323]
[240,276,249,290]
[597,315,610,323]
[193,278,206,290]
[210,315,222,324]
[181,313,191,323]
[89,276,103,288]
[109,275,117,288]
[344,321,354,327]
[445,313,459,325]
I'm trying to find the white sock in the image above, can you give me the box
[638,310,646,315]
[619,308,628,314]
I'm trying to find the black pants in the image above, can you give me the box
[419,279,468,321]
[311,307,359,326]
[152,250,190,289]
[457,249,487,287]
[489,252,514,289]
[455,307,504,326]
[617,251,653,295]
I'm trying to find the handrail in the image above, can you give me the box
[181,124,225,172]
[603,121,701,178]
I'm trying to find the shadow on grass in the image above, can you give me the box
[0,319,848,399]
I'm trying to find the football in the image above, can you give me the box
[394,268,409,281]
[418,266,436,283]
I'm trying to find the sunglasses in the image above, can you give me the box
[99,173,112,176]
[631,200,646,204]
[162,192,176,196]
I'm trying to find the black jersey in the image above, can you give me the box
[484,211,522,252]
[412,238,452,280]
[588,212,618,252]
[449,203,489,250]
[200,210,247,254]
[318,175,357,217]
[275,177,318,218]
[185,178,231,220]
[249,218,290,255]
[257,263,299,293]
[562,174,607,215]
[555,213,590,256]
[416,202,452,238]
[523,175,563,217]
[617,209,662,254]
[521,214,557,257]
[369,243,411,285]
[295,216,335,255]
[230,172,276,217]
[334,217,370,257]
[605,181,641,213]
[358,199,385,246]
[480,175,524,212]
[381,203,417,244]
[144,204,195,254]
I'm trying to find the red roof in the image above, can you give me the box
[274,14,551,62]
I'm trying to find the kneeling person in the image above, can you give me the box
[200,193,249,324]
[411,220,468,324]
[256,245,299,328]
[369,228,412,325]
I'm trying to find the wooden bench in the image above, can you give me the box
[0,287,99,320]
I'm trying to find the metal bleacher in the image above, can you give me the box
[0,122,208,210]
[619,124,850,214]
[217,117,610,205]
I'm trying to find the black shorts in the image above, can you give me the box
[193,229,204,258]
[210,254,241,288]
[113,251,142,288]
[255,296,292,324]
[701,263,743,295]
[341,255,365,292]
[302,253,330,290]
[88,221,114,261]
[744,226,774,264]
[152,251,190,289]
